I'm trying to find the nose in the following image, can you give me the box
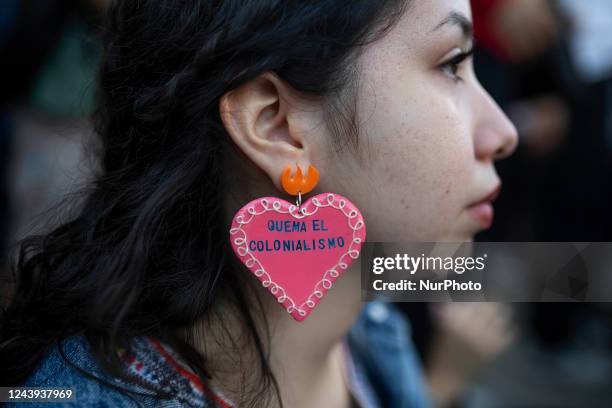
[472,83,518,162]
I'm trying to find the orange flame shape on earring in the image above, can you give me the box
[281,164,320,196]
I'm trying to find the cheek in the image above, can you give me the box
[356,82,474,241]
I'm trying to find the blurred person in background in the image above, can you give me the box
[474,0,612,242]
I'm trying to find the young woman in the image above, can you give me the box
[0,0,517,406]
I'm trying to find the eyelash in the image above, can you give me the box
[440,48,474,82]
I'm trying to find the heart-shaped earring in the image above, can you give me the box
[229,164,366,321]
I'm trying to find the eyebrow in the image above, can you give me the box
[431,11,473,40]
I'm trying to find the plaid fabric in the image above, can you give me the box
[120,336,234,407]
[122,335,381,408]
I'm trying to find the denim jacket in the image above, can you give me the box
[8,302,430,408]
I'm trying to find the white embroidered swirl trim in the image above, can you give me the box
[229,193,365,318]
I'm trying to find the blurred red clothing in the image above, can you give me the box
[472,0,510,61]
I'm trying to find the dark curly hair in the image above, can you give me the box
[0,0,409,406]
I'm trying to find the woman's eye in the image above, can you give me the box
[440,48,474,82]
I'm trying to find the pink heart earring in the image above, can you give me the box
[229,164,366,321]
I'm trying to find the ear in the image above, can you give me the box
[219,71,318,192]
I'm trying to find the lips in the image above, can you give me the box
[466,184,501,230]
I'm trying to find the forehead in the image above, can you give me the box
[356,0,472,75]
[380,0,472,47]
[405,0,472,31]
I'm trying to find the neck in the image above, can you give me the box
[264,263,363,407]
[264,261,363,362]
[193,262,363,406]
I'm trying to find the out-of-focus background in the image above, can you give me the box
[0,1,610,407]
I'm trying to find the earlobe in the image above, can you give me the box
[218,72,313,191]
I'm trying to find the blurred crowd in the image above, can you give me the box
[1,0,611,407]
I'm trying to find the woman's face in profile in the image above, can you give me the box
[325,0,518,242]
